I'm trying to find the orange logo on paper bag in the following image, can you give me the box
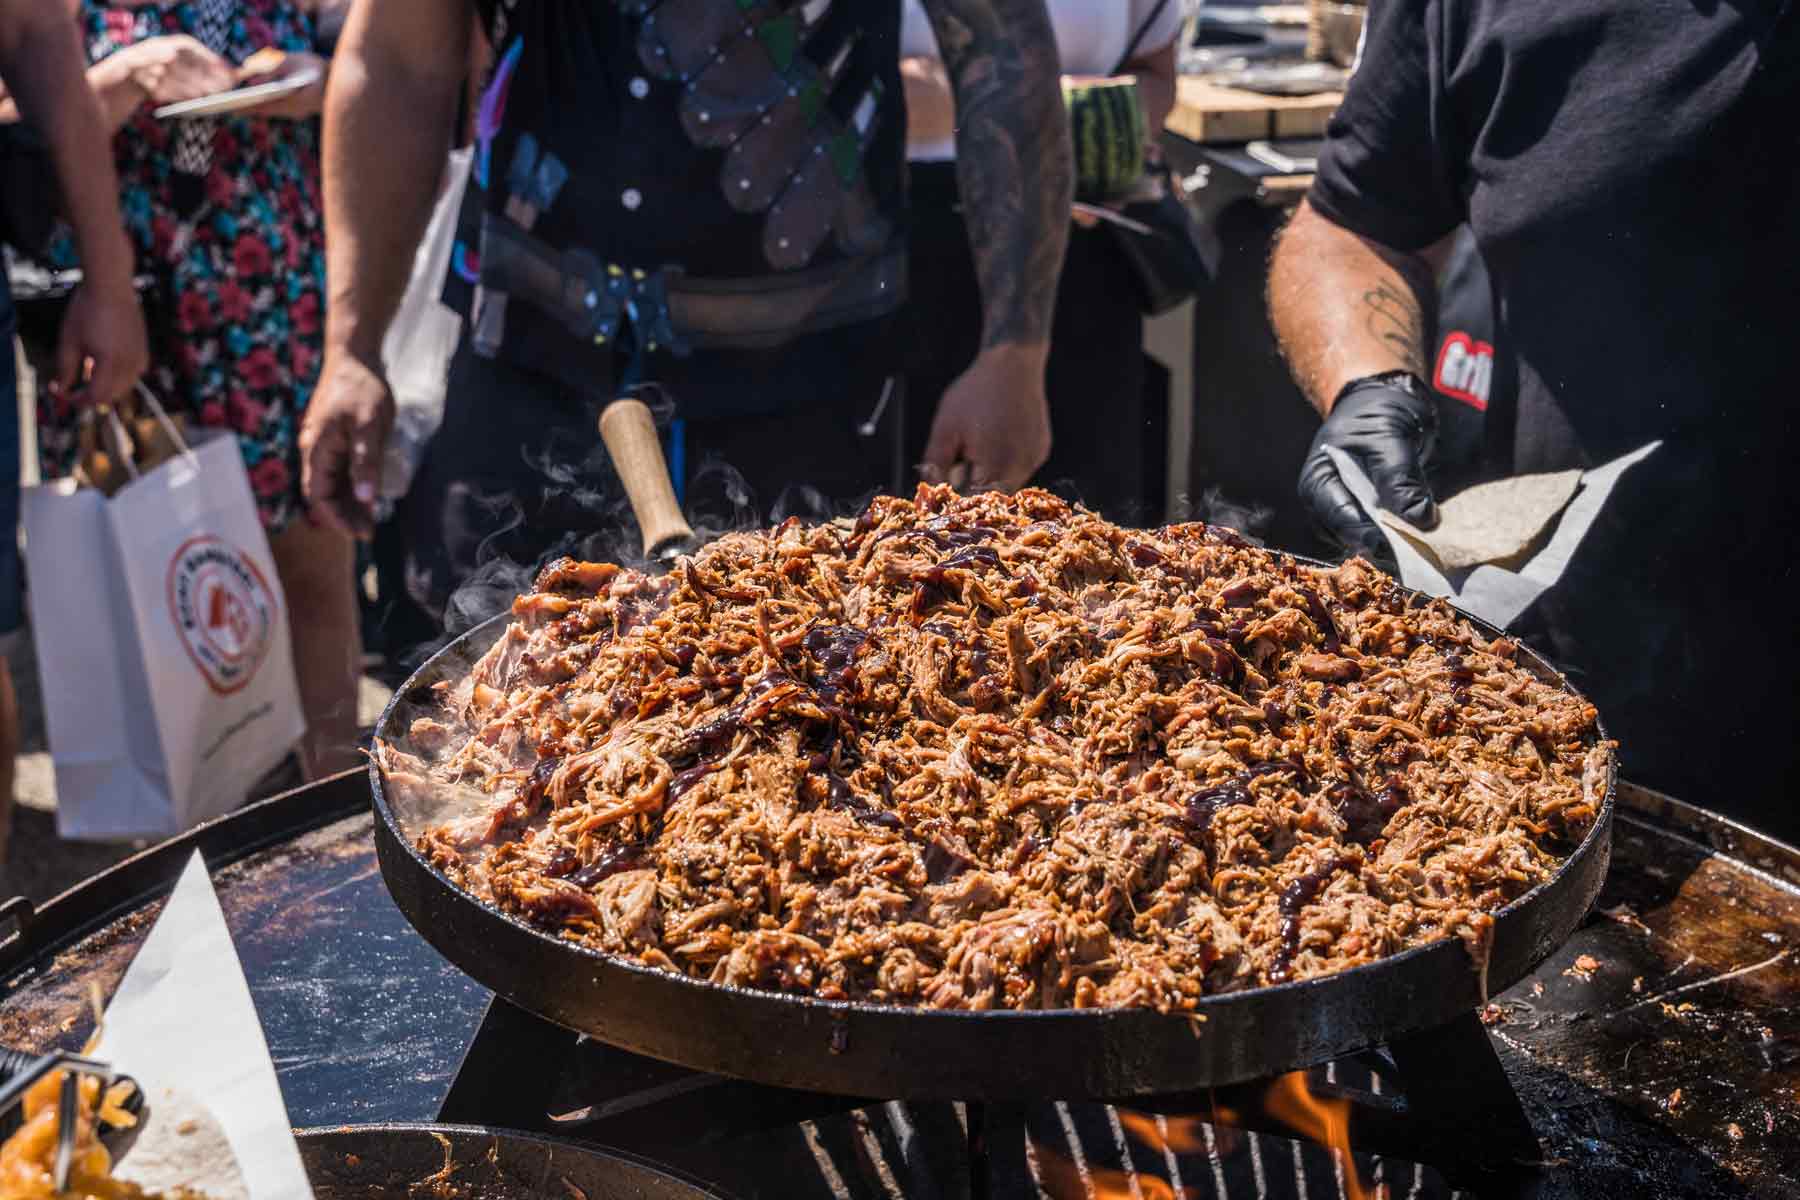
[167,535,277,694]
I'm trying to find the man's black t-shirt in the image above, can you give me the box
[1314,0,1797,467]
[1308,0,1800,834]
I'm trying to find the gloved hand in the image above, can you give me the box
[1297,373,1439,564]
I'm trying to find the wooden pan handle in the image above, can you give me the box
[598,398,696,559]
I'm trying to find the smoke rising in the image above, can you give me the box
[1172,486,1273,544]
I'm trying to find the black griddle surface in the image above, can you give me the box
[0,782,1794,1197]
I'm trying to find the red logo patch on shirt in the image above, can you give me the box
[1434,331,1494,411]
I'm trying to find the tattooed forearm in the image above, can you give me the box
[921,0,1072,350]
[1268,200,1442,415]
[1361,279,1427,375]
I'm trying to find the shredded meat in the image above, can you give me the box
[380,486,1606,1011]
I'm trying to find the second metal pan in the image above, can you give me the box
[298,1123,728,1199]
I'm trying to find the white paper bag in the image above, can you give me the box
[377,146,470,507]
[22,422,305,840]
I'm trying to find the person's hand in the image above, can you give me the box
[53,263,148,409]
[236,49,328,119]
[299,352,394,538]
[920,344,1052,492]
[115,35,235,106]
[1297,375,1439,563]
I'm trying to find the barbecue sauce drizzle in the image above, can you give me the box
[1180,760,1311,839]
[1296,586,1341,654]
[1271,856,1349,981]
[545,841,650,887]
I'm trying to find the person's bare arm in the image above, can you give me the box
[1269,198,1451,415]
[300,0,466,536]
[1271,199,1458,555]
[916,0,1070,491]
[926,0,1068,354]
[92,36,239,130]
[0,3,146,404]
[83,54,153,131]
[4,35,240,133]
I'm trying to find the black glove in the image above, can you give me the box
[1297,372,1439,564]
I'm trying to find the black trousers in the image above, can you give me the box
[393,341,903,634]
[898,162,1152,525]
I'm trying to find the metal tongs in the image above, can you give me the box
[0,1046,140,1192]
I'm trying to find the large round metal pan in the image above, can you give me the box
[298,1123,728,1199]
[372,569,1615,1101]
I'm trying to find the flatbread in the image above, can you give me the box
[1379,469,1584,572]
[110,1085,249,1200]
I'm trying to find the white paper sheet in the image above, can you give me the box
[94,851,313,1199]
[1323,441,1661,629]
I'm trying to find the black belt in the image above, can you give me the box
[477,212,906,355]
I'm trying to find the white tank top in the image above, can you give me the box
[899,0,1188,161]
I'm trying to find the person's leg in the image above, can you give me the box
[368,510,438,675]
[896,163,983,480]
[1038,226,1148,524]
[268,516,363,778]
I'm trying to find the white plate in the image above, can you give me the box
[152,69,319,120]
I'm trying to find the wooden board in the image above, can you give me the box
[1165,76,1341,145]
[1255,173,1315,203]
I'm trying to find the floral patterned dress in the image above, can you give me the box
[38,0,326,533]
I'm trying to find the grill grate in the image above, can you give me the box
[437,997,1505,1198]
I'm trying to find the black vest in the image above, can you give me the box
[455,0,908,403]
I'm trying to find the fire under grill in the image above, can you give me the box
[435,993,1544,1199]
[0,775,1794,1199]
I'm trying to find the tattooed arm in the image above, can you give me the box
[917,0,1071,491]
[1272,200,1458,553]
[1268,198,1452,416]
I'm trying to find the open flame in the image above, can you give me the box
[1034,1148,1184,1200]
[1029,1078,1376,1200]
[1116,1110,1210,1156]
[1263,1071,1371,1200]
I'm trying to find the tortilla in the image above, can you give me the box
[109,1085,249,1200]
[1379,468,1584,572]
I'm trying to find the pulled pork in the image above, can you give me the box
[382,486,1606,1012]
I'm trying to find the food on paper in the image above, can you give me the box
[0,1059,242,1200]
[0,1066,159,1199]
[381,486,1607,1011]
[109,1086,247,1200]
